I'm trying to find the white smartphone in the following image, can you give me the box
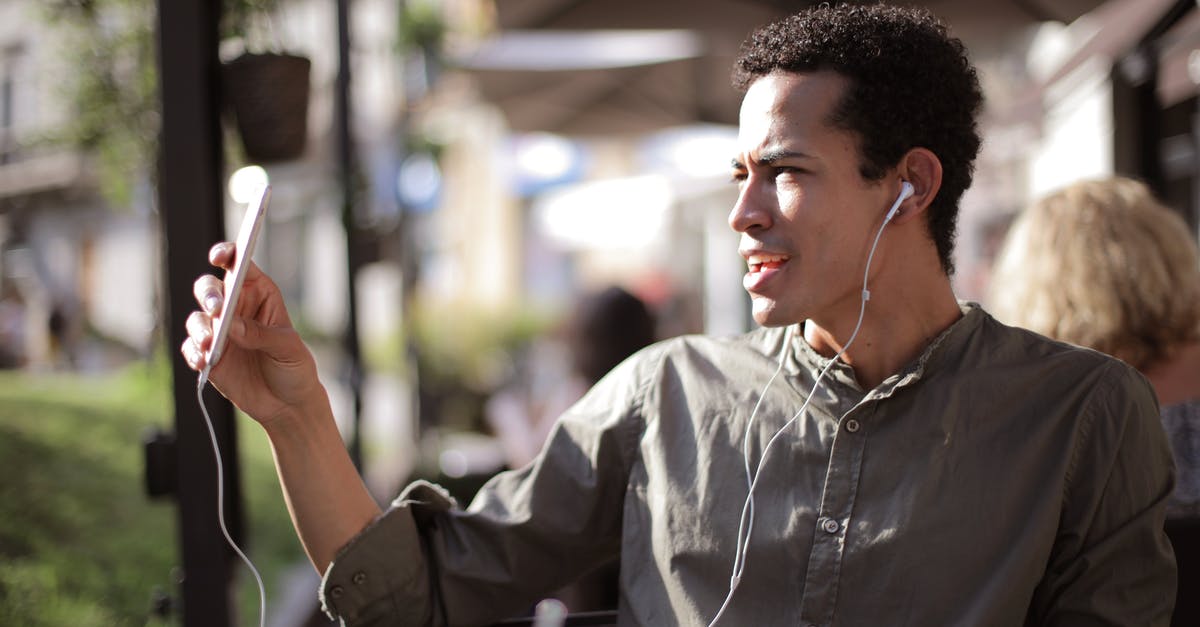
[206,184,271,369]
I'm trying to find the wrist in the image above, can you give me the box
[263,382,337,440]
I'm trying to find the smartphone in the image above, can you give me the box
[206,184,271,369]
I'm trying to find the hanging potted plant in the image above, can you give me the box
[221,0,311,163]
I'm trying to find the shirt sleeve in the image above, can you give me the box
[1028,361,1178,626]
[319,481,450,626]
[320,352,651,626]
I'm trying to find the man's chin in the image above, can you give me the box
[750,299,795,328]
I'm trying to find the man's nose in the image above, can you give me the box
[728,180,773,233]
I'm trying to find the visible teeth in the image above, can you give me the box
[747,254,788,266]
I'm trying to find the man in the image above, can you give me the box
[183,4,1177,625]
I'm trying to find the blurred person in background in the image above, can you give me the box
[182,5,1176,625]
[989,175,1199,626]
[487,285,657,471]
[485,285,656,614]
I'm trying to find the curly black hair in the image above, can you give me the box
[732,3,983,275]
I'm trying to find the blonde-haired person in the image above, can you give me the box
[990,175,1198,625]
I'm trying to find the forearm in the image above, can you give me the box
[264,386,383,573]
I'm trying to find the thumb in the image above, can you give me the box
[229,315,306,362]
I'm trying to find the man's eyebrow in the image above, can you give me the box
[731,149,814,170]
[756,148,813,165]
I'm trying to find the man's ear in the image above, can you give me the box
[893,148,943,224]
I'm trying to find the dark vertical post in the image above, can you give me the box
[337,0,365,469]
[1112,0,1194,195]
[1112,46,1162,192]
[156,0,242,624]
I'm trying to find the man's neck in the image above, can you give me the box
[802,279,961,389]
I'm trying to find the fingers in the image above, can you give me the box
[228,312,304,361]
[186,310,213,351]
[181,310,214,371]
[181,335,206,371]
[186,242,283,375]
[209,241,235,269]
[207,241,267,294]
[193,273,224,317]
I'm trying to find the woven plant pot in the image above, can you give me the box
[223,52,311,163]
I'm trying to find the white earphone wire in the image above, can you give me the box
[197,367,267,627]
[708,185,905,626]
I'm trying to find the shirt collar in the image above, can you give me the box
[786,301,986,399]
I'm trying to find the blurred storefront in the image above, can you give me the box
[953,0,1200,305]
[8,0,1196,371]
[5,0,1199,621]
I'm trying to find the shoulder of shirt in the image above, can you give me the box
[975,307,1123,367]
[971,307,1149,391]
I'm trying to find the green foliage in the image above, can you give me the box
[0,364,306,625]
[41,0,159,209]
[221,0,280,44]
[37,0,287,209]
[0,368,173,625]
[397,0,447,55]
[410,302,556,389]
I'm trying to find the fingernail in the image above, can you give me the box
[232,317,246,337]
[205,293,221,313]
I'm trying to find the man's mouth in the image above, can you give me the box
[746,253,790,273]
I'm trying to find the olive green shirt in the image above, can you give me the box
[320,304,1177,626]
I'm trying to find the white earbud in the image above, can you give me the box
[884,181,915,223]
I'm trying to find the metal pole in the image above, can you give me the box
[337,0,365,470]
[1112,46,1162,192]
[155,0,242,623]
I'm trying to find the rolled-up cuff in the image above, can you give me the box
[320,481,458,626]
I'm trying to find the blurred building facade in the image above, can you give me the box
[0,1,154,370]
[955,0,1200,307]
[3,2,1196,621]
[1,0,1198,465]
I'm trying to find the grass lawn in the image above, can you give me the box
[0,361,311,626]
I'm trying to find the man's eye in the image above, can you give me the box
[730,171,748,184]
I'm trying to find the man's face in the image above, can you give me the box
[730,70,892,328]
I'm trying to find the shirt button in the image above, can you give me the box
[845,419,861,433]
[329,585,345,599]
[352,571,367,585]
[821,518,840,534]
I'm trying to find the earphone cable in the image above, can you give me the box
[197,369,267,627]
[708,205,895,626]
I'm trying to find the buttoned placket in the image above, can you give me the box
[798,400,876,626]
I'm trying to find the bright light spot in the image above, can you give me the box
[639,125,737,178]
[667,133,736,178]
[536,175,672,250]
[228,165,269,204]
[515,133,576,181]
[396,153,442,209]
[439,449,469,478]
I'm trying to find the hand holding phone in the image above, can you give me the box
[206,184,271,370]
